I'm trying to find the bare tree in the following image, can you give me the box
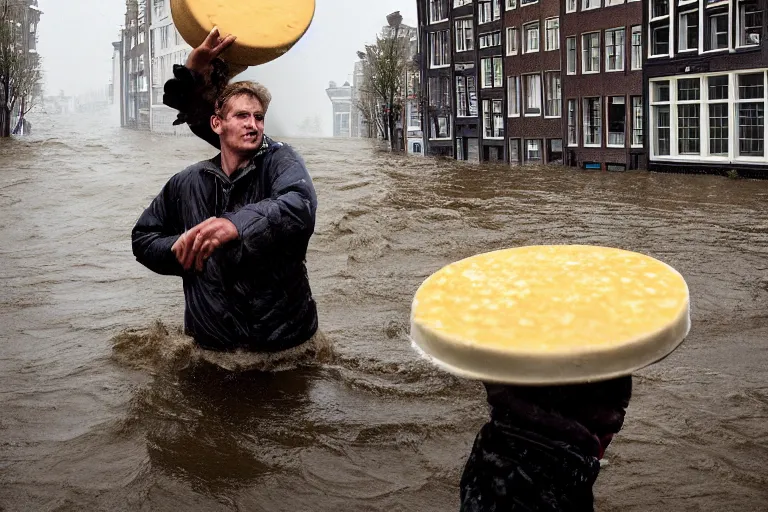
[356,16,409,150]
[0,0,42,137]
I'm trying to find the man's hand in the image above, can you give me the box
[185,26,246,76]
[171,217,239,272]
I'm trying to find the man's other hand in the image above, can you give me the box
[171,217,239,272]
[185,26,238,75]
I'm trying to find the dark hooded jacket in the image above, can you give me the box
[131,63,318,352]
[460,376,633,511]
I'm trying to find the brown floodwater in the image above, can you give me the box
[1,110,767,511]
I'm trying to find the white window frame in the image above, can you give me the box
[703,9,730,54]
[567,99,579,146]
[606,0,624,5]
[454,0,473,6]
[677,8,699,52]
[605,27,625,72]
[524,73,542,116]
[631,95,643,148]
[566,0,578,13]
[544,71,561,118]
[582,32,600,74]
[482,98,505,139]
[506,0,517,9]
[648,70,768,164]
[524,139,543,163]
[429,0,449,24]
[606,95,627,148]
[583,96,602,147]
[545,18,560,51]
[566,36,577,75]
[506,26,519,55]
[481,56,504,88]
[737,0,763,48]
[507,75,521,116]
[429,30,451,69]
[631,25,642,69]
[649,22,671,58]
[523,21,540,53]
[455,18,474,52]
[582,0,600,10]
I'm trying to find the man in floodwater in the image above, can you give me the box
[459,376,632,511]
[131,29,322,361]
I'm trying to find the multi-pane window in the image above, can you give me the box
[428,76,452,109]
[583,97,601,145]
[566,0,577,12]
[507,76,521,116]
[483,99,505,138]
[524,22,540,52]
[481,57,504,88]
[649,73,768,160]
[524,73,542,115]
[679,10,699,51]
[652,24,670,55]
[479,31,502,48]
[429,115,451,139]
[429,30,450,67]
[455,19,474,52]
[567,37,577,74]
[631,26,642,68]
[582,32,600,73]
[545,18,559,51]
[479,0,502,23]
[739,0,763,46]
[652,0,668,18]
[506,27,519,55]
[709,76,729,155]
[429,0,449,23]
[607,96,626,146]
[738,73,764,156]
[506,0,517,9]
[456,76,478,117]
[706,11,729,50]
[545,71,561,117]
[583,0,600,9]
[567,99,578,146]
[631,96,643,146]
[525,139,543,163]
[605,28,625,71]
[677,78,700,154]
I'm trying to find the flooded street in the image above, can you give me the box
[1,110,767,511]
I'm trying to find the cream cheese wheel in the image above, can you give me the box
[171,0,315,66]
[410,245,691,385]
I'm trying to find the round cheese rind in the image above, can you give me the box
[409,245,691,385]
[171,0,315,66]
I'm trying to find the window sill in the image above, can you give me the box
[566,8,578,13]
[700,48,729,55]
[631,144,643,149]
[582,70,600,74]
[507,52,519,56]
[648,54,670,59]
[508,114,521,118]
[429,64,451,69]
[485,136,505,140]
[429,18,450,24]
[544,115,562,119]
[584,143,602,148]
[649,15,670,22]
[545,48,559,52]
[568,143,579,147]
[606,68,625,73]
[582,6,600,11]
[428,137,453,141]
[678,48,698,53]
[523,50,541,54]
[525,113,542,117]
[607,143,625,148]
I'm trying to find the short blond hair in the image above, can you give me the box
[214,81,272,117]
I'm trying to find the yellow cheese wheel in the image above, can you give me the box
[170,0,315,66]
[410,245,690,385]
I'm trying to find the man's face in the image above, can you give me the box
[212,94,265,154]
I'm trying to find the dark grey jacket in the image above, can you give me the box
[131,64,318,352]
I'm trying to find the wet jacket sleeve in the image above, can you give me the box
[162,64,223,149]
[131,178,185,276]
[222,151,317,262]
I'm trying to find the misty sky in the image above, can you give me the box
[36,0,417,136]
